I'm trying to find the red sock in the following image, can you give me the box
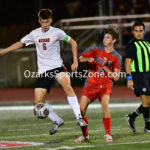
[103,118,111,135]
[80,116,88,136]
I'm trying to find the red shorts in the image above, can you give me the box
[82,85,112,103]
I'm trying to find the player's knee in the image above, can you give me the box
[62,83,72,91]
[81,109,86,117]
[102,103,108,110]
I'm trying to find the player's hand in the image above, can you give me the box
[127,80,134,89]
[87,57,94,63]
[102,57,107,67]
[0,50,7,56]
[0,51,4,56]
[71,62,78,72]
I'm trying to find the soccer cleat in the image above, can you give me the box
[50,120,64,135]
[104,134,113,143]
[74,135,89,142]
[144,128,150,133]
[77,118,88,127]
[124,115,136,132]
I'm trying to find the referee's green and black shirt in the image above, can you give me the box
[126,38,150,73]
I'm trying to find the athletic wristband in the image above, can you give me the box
[127,75,132,80]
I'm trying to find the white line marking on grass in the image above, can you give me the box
[0,103,141,111]
[40,145,95,150]
[40,140,150,150]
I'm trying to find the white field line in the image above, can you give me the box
[40,140,150,150]
[0,103,141,111]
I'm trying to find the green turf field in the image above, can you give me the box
[0,104,150,150]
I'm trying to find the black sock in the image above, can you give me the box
[130,104,143,119]
[142,107,150,129]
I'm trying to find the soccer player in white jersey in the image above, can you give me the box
[0,9,87,135]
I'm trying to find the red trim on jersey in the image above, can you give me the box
[63,66,67,71]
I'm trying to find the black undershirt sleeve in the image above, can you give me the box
[125,43,135,59]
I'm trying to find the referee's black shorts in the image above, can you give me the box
[34,67,66,93]
[132,72,150,97]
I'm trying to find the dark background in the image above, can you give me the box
[0,0,149,47]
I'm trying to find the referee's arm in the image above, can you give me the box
[125,42,135,89]
[125,58,132,76]
[125,58,134,89]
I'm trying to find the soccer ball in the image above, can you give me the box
[33,103,49,119]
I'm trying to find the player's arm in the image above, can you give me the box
[102,56,121,81]
[79,46,97,63]
[68,38,78,72]
[103,66,120,81]
[79,56,94,63]
[0,41,24,56]
[125,58,133,89]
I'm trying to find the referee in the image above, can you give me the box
[125,21,150,133]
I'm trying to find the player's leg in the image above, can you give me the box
[101,94,111,133]
[125,73,150,132]
[125,104,142,123]
[124,72,139,132]
[125,105,142,132]
[140,95,150,132]
[75,96,90,142]
[140,73,150,132]
[100,94,113,142]
[56,72,87,127]
[35,87,63,135]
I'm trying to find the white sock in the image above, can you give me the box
[67,96,82,120]
[46,103,63,123]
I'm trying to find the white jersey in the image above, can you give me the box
[21,26,70,74]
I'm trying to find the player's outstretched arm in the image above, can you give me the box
[68,38,78,72]
[0,41,24,56]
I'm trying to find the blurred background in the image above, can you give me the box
[0,0,150,103]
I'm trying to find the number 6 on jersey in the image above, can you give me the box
[43,43,47,50]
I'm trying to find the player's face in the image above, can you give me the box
[39,18,52,32]
[132,25,145,40]
[103,33,115,47]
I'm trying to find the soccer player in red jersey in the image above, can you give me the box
[75,26,122,143]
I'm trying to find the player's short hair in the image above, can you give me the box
[132,21,145,30]
[104,25,119,44]
[38,9,52,19]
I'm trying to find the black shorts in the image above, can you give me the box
[34,67,66,93]
[132,72,150,96]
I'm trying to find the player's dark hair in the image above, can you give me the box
[38,9,52,19]
[104,25,119,44]
[132,21,145,30]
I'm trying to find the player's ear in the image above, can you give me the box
[50,18,53,23]
[38,19,41,24]
[113,39,116,44]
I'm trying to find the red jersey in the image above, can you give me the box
[81,45,122,89]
